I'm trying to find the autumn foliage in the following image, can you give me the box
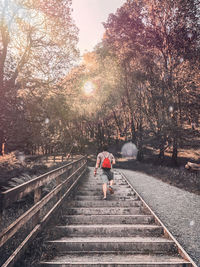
[0,0,199,165]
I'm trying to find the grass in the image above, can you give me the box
[116,158,200,195]
[0,152,46,191]
[0,152,71,192]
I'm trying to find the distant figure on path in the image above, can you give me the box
[94,145,116,200]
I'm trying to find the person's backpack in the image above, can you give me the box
[102,156,111,169]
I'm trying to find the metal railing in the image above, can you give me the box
[0,155,87,267]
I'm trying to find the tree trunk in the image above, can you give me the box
[0,131,4,155]
[158,136,165,161]
[112,110,123,136]
[131,117,136,143]
[137,121,143,161]
[123,61,136,143]
[172,136,178,165]
[0,142,2,156]
[96,123,104,150]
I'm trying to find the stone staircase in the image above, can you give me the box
[40,169,191,266]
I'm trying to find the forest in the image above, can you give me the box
[0,0,199,166]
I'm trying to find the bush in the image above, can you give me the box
[0,152,23,171]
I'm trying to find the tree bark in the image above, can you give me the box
[137,121,143,161]
[158,136,165,161]
[131,116,136,143]
[172,136,178,165]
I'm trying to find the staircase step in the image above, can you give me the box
[78,188,133,193]
[80,185,130,188]
[40,253,190,267]
[50,224,163,238]
[73,195,138,201]
[46,237,177,253]
[66,200,141,207]
[81,184,130,189]
[76,190,135,197]
[64,207,141,215]
[63,214,155,224]
[40,170,190,267]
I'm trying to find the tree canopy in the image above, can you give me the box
[1,0,199,164]
[0,0,79,154]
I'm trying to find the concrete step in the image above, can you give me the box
[76,190,135,197]
[66,200,141,207]
[81,183,130,188]
[82,182,128,186]
[46,237,177,253]
[40,253,190,267]
[64,207,141,215]
[73,195,138,201]
[40,170,190,267]
[78,188,133,193]
[50,224,163,238]
[78,187,131,192]
[81,183,129,187]
[81,179,128,183]
[63,214,155,224]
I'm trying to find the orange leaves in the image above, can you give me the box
[83,52,98,70]
[36,0,72,28]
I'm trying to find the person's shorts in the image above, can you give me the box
[100,169,114,184]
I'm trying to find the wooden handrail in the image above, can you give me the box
[1,156,84,209]
[0,155,87,267]
[0,162,85,247]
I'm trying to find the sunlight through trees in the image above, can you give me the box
[0,0,199,164]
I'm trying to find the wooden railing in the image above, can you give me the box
[26,153,76,164]
[44,153,72,163]
[0,155,87,267]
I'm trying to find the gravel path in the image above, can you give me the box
[118,169,200,267]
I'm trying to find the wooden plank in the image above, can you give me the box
[34,188,42,204]
[1,156,85,208]
[56,176,61,201]
[33,187,42,226]
[0,162,86,248]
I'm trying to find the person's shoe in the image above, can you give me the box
[103,196,107,200]
[109,186,114,194]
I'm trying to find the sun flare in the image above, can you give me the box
[83,81,95,95]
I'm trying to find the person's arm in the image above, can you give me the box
[94,157,100,176]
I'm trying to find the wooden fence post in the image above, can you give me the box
[33,187,42,226]
[56,176,61,200]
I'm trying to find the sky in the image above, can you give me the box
[72,0,126,55]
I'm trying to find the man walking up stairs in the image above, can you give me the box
[40,168,190,266]
[94,145,116,200]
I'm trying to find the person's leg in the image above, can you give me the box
[100,170,109,199]
[109,179,114,187]
[108,170,114,194]
[108,181,114,194]
[102,183,107,199]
